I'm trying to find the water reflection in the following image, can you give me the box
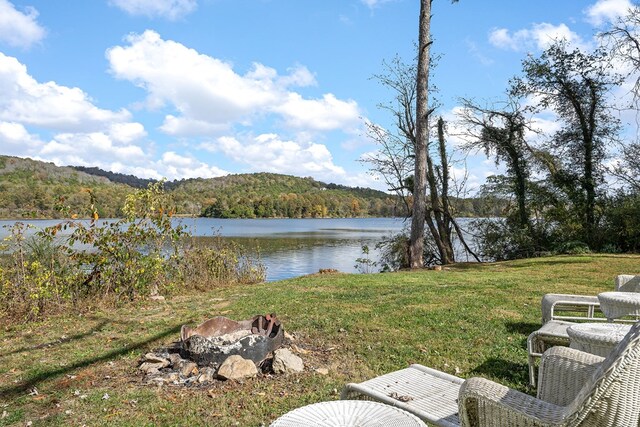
[172,217,407,281]
[0,218,417,281]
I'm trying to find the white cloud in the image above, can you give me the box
[0,52,131,131]
[106,30,360,136]
[0,50,230,181]
[109,122,147,143]
[156,151,227,179]
[207,133,347,181]
[360,0,393,8]
[0,121,42,155]
[275,93,360,131]
[3,124,225,180]
[0,0,45,48]
[278,65,317,88]
[585,0,633,26]
[109,0,197,20]
[107,31,276,124]
[159,115,229,136]
[528,114,563,141]
[41,132,146,163]
[465,39,494,66]
[489,23,587,52]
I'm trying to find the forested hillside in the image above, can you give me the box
[71,166,155,189]
[0,156,503,219]
[0,157,404,218]
[172,173,402,218]
[0,156,133,218]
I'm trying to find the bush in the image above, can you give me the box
[554,240,591,255]
[179,237,266,287]
[0,183,265,322]
[471,218,559,261]
[374,231,442,271]
[600,193,640,253]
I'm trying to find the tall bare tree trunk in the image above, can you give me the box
[409,0,432,269]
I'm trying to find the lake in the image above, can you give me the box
[0,217,476,281]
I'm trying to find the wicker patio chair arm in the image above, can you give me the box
[458,377,566,427]
[537,346,604,406]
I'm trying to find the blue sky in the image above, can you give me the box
[0,0,635,191]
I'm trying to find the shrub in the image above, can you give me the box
[355,245,377,274]
[178,238,266,287]
[0,183,265,322]
[554,241,591,255]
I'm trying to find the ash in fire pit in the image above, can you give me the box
[180,313,283,368]
[139,313,300,386]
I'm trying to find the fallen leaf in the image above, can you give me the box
[389,392,413,402]
[291,344,310,354]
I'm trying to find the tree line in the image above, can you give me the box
[369,2,640,266]
[0,157,504,220]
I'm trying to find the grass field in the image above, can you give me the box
[1,254,639,426]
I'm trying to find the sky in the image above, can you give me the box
[0,0,636,191]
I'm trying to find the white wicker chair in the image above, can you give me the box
[615,274,640,292]
[343,321,640,426]
[528,274,640,386]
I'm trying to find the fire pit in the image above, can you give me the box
[138,313,294,386]
[180,313,284,367]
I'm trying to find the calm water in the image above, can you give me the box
[0,217,407,281]
[181,217,408,281]
[0,217,478,281]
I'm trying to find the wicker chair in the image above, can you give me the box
[616,274,640,292]
[342,321,640,426]
[528,274,640,386]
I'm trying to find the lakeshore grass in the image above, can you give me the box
[1,254,639,426]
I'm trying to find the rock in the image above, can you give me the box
[217,355,258,380]
[168,353,183,367]
[315,368,329,375]
[179,361,198,377]
[150,295,165,301]
[148,377,166,386]
[197,367,216,383]
[142,353,170,368]
[139,363,164,374]
[272,348,304,374]
[166,372,180,382]
[139,353,171,375]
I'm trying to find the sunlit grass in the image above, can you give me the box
[1,254,639,426]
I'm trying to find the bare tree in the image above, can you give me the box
[409,0,459,268]
[410,0,433,268]
[362,56,418,216]
[601,4,640,105]
[363,57,478,265]
[601,4,640,191]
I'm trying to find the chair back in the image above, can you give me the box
[566,321,640,426]
[615,275,640,292]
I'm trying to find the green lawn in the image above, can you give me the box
[1,254,639,426]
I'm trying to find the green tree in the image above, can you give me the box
[458,96,532,230]
[511,41,622,248]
